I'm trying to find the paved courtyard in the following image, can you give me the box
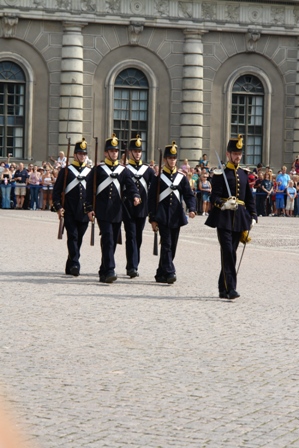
[0,209,299,448]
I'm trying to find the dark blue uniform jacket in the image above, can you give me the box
[205,165,257,231]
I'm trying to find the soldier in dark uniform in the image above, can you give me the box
[148,141,196,284]
[205,135,257,299]
[123,135,155,278]
[53,138,91,276]
[85,134,141,283]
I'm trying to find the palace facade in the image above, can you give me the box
[1,0,299,170]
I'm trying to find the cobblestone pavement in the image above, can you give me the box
[0,209,299,448]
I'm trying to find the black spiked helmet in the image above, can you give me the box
[164,141,178,158]
[105,133,119,151]
[227,134,243,153]
[74,138,88,154]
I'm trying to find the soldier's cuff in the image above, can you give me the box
[84,203,93,213]
[53,202,61,211]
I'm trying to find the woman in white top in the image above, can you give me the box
[41,167,55,210]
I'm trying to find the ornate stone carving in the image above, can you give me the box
[33,0,46,7]
[179,2,192,19]
[293,7,299,25]
[129,22,143,45]
[154,0,169,17]
[202,2,216,21]
[81,0,96,12]
[1,15,18,38]
[4,0,18,5]
[106,0,121,14]
[56,0,71,9]
[225,4,240,22]
[248,7,263,24]
[130,0,145,15]
[270,7,285,25]
[246,29,261,52]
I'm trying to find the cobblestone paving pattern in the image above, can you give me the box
[0,210,299,448]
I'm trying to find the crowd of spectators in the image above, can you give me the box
[1,153,299,217]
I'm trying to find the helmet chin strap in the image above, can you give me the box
[107,150,118,165]
[165,158,176,172]
[74,153,86,166]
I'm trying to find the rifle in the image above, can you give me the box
[90,94,98,246]
[58,137,70,239]
[153,148,162,255]
[117,96,130,246]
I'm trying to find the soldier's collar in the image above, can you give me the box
[226,161,239,170]
[163,166,177,174]
[105,158,119,167]
[72,161,86,167]
[128,158,142,166]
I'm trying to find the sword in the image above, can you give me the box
[215,151,232,198]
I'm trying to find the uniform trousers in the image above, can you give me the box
[123,215,146,271]
[156,224,180,277]
[64,213,89,272]
[217,228,242,292]
[98,220,121,276]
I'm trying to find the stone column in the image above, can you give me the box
[180,29,205,164]
[59,22,86,152]
[294,36,299,157]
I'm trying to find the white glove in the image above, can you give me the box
[250,219,256,230]
[221,197,238,211]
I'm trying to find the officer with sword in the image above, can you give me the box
[205,135,257,299]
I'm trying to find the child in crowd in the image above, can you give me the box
[285,180,297,217]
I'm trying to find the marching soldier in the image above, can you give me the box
[53,138,91,276]
[123,135,155,278]
[85,134,141,283]
[148,141,196,284]
[205,135,257,299]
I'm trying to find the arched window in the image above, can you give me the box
[0,61,26,158]
[113,68,149,156]
[231,75,264,165]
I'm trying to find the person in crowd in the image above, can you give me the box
[85,134,141,283]
[253,162,263,176]
[291,155,299,174]
[192,167,202,214]
[9,163,16,208]
[180,158,190,173]
[123,135,156,278]
[148,141,196,284]
[276,166,290,207]
[28,165,42,210]
[285,179,297,217]
[254,171,265,216]
[57,151,67,168]
[261,172,273,216]
[198,172,211,216]
[23,163,34,209]
[294,175,299,216]
[149,160,155,171]
[274,180,285,216]
[0,164,12,209]
[199,153,209,169]
[14,162,29,209]
[205,135,257,300]
[53,138,91,276]
[41,166,55,210]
